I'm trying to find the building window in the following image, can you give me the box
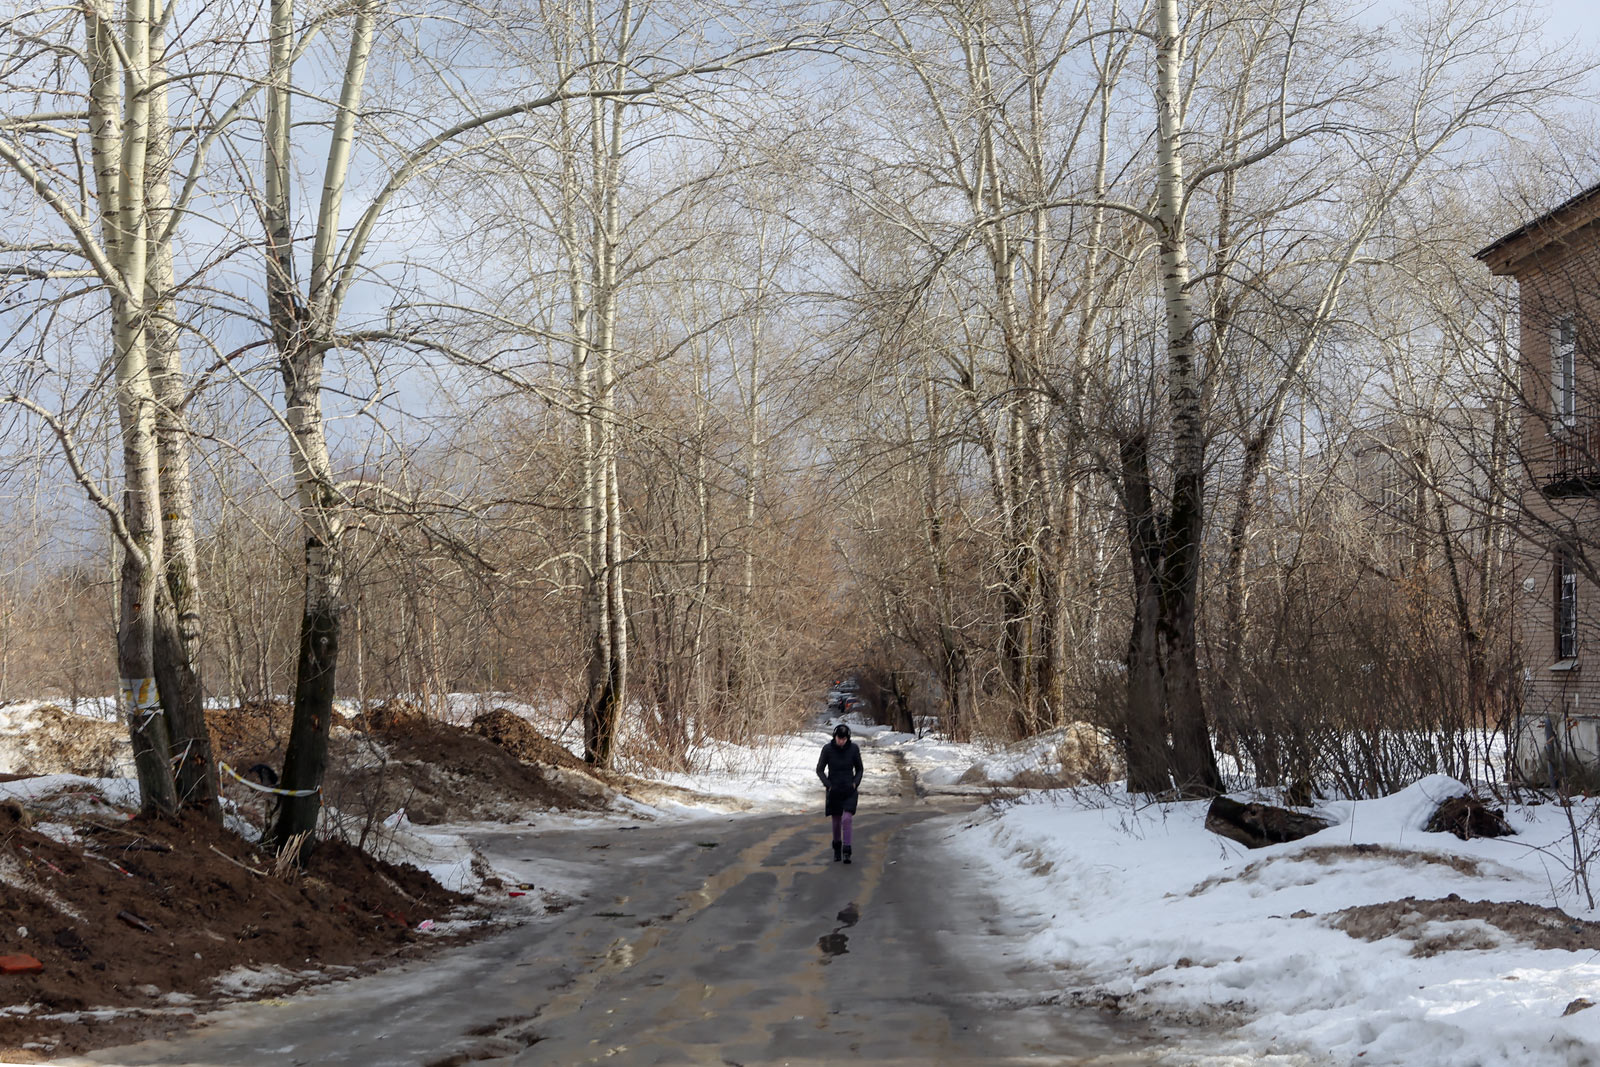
[1557,549,1579,660]
[1554,316,1578,426]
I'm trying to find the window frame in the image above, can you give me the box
[1557,548,1579,661]
[1554,315,1578,428]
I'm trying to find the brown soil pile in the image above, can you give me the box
[1331,894,1600,957]
[336,713,609,825]
[471,710,587,770]
[360,699,427,732]
[205,702,608,834]
[0,795,474,1060]
[205,701,294,770]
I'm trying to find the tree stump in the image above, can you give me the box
[1204,795,1333,849]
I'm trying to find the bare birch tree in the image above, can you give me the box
[0,0,240,815]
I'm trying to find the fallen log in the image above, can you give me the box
[1205,795,1333,849]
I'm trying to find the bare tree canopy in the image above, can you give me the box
[0,0,1593,822]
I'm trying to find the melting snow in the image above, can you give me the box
[946,774,1600,1066]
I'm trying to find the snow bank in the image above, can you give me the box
[639,730,837,812]
[868,729,983,787]
[948,774,1600,1066]
[0,773,141,813]
[629,721,990,811]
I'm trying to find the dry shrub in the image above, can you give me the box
[1207,579,1515,799]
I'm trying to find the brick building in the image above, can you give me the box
[1478,185,1600,781]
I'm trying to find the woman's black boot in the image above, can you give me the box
[832,840,842,862]
[843,846,852,865]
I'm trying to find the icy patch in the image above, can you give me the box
[211,964,306,998]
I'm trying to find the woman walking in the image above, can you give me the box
[816,723,864,863]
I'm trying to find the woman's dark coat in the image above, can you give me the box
[816,740,864,816]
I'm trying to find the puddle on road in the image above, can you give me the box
[817,932,849,959]
[818,900,860,961]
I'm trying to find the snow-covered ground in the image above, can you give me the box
[621,714,1030,809]
[944,774,1600,1067]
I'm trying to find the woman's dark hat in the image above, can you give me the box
[833,723,851,739]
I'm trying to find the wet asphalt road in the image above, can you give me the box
[63,755,1168,1067]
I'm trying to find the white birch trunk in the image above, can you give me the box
[578,0,633,767]
[143,0,218,815]
[88,0,178,814]
[1152,0,1221,795]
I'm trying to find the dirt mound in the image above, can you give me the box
[203,703,610,838]
[0,792,474,1059]
[471,710,586,770]
[0,703,127,778]
[205,701,293,769]
[331,714,610,825]
[360,699,428,732]
[1331,894,1600,957]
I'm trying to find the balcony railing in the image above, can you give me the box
[1545,402,1600,496]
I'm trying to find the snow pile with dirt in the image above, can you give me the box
[950,722,1122,788]
[0,774,477,1058]
[948,774,1600,1067]
[870,730,983,787]
[349,816,482,896]
[0,702,132,779]
[0,772,141,811]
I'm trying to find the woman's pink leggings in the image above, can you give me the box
[831,812,853,846]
